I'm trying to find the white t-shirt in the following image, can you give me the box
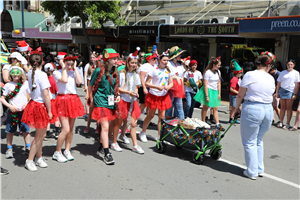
[27,70,51,103]
[241,70,275,103]
[84,63,92,80]
[277,70,300,93]
[138,63,155,85]
[167,61,185,78]
[184,70,203,93]
[148,67,172,96]
[3,81,30,110]
[2,64,11,71]
[119,72,141,102]
[204,69,221,91]
[53,70,77,94]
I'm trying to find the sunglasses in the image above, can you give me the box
[10,69,22,76]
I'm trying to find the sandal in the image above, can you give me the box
[276,121,283,128]
[283,124,291,130]
[288,127,298,131]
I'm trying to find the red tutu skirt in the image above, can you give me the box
[55,94,85,118]
[145,93,172,111]
[169,79,185,98]
[119,99,141,120]
[92,107,116,122]
[51,99,58,120]
[21,100,57,129]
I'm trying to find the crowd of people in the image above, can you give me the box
[1,40,299,180]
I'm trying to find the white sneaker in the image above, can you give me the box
[63,150,74,161]
[139,131,148,143]
[34,157,48,168]
[52,151,68,163]
[119,135,130,144]
[25,159,37,172]
[132,145,144,154]
[110,142,123,152]
[5,149,13,159]
[243,170,257,180]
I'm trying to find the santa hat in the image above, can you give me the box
[189,60,198,67]
[103,48,119,62]
[44,63,55,72]
[129,47,140,59]
[15,40,29,52]
[232,59,243,74]
[57,52,67,60]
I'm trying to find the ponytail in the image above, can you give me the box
[29,54,43,91]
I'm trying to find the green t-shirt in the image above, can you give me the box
[89,67,117,109]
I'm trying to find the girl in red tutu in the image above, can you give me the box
[43,63,60,139]
[52,54,85,163]
[21,51,54,172]
[140,51,174,142]
[88,48,120,165]
[113,48,144,154]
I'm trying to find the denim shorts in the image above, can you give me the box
[5,111,30,133]
[279,87,293,99]
[229,94,237,107]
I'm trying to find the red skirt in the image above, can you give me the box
[55,94,85,118]
[92,107,116,122]
[51,99,58,120]
[119,99,141,120]
[21,100,57,129]
[169,79,185,98]
[145,93,172,111]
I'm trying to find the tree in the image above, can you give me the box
[41,0,126,57]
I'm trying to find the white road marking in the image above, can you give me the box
[219,158,300,189]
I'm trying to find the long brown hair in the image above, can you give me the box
[29,54,43,91]
[159,53,171,73]
[120,57,138,86]
[87,52,98,77]
[203,57,221,78]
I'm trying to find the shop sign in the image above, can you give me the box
[239,16,300,33]
[169,24,239,36]
[71,28,106,36]
[120,26,158,36]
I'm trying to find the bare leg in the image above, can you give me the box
[28,128,47,160]
[201,105,209,121]
[23,132,30,145]
[142,109,156,132]
[286,99,294,125]
[86,106,94,128]
[213,107,219,124]
[279,99,286,123]
[157,110,166,137]
[65,118,76,150]
[112,118,122,143]
[293,103,300,129]
[100,120,110,148]
[6,133,13,147]
[56,117,70,152]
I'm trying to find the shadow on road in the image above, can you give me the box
[149,144,244,178]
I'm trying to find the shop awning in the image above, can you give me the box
[5,10,47,31]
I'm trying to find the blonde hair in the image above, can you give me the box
[87,52,98,77]
[120,57,138,86]
[8,68,27,82]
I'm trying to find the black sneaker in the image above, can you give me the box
[104,153,115,165]
[217,124,225,131]
[1,167,9,175]
[44,134,56,141]
[205,117,212,125]
[97,146,104,156]
[54,127,61,139]
[210,115,216,124]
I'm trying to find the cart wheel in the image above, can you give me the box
[157,141,167,154]
[211,149,222,160]
[192,152,204,165]
[175,144,183,149]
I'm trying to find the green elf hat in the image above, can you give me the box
[232,59,243,74]
[103,48,119,62]
[142,53,157,64]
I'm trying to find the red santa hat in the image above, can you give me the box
[44,63,55,72]
[128,47,140,59]
[15,40,29,52]
[57,52,67,60]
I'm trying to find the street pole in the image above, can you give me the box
[21,0,25,40]
[268,0,271,17]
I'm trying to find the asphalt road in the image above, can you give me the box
[1,88,299,199]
